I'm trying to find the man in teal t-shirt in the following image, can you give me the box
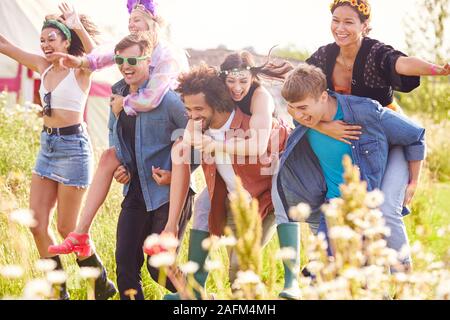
[305,101,352,255]
[306,101,352,200]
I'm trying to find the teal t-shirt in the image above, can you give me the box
[306,102,353,199]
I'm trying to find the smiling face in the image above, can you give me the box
[183,93,216,132]
[128,11,150,33]
[224,70,253,102]
[40,27,70,61]
[287,92,329,127]
[116,44,150,87]
[331,5,368,48]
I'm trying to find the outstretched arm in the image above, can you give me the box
[0,33,48,74]
[212,88,274,157]
[395,56,449,76]
[123,50,186,114]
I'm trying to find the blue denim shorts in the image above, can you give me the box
[33,130,94,188]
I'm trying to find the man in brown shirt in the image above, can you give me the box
[165,64,297,300]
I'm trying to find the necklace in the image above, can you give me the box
[339,53,353,72]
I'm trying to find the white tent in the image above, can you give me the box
[0,0,126,149]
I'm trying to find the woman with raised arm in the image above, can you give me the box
[0,3,116,299]
[305,0,449,270]
[48,0,191,278]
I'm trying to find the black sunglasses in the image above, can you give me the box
[43,92,51,117]
[114,55,149,66]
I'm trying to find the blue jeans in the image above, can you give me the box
[33,130,93,188]
[380,146,411,265]
[317,147,411,264]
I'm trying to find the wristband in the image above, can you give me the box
[430,64,439,75]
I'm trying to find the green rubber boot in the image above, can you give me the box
[164,229,210,300]
[277,223,301,300]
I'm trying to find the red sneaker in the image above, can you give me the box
[48,232,92,257]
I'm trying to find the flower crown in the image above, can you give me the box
[219,66,252,77]
[127,0,156,17]
[330,0,371,18]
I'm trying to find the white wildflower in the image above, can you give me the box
[180,261,199,274]
[204,259,221,272]
[289,203,311,221]
[306,261,324,275]
[148,252,176,268]
[343,267,362,280]
[329,225,358,240]
[201,235,219,251]
[23,279,52,299]
[35,259,57,272]
[364,189,384,208]
[9,209,37,227]
[394,272,408,282]
[410,241,422,253]
[201,237,212,250]
[436,279,450,299]
[159,233,179,250]
[218,235,237,247]
[398,244,411,261]
[143,234,160,250]
[437,227,446,237]
[322,203,339,219]
[46,270,67,285]
[0,265,24,279]
[275,247,296,260]
[428,262,445,270]
[79,267,101,279]
[235,270,261,285]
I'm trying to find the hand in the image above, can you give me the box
[199,135,217,156]
[113,165,130,184]
[437,63,450,76]
[403,181,418,206]
[152,167,172,185]
[183,119,203,147]
[58,2,82,30]
[110,94,124,117]
[162,225,179,238]
[47,52,82,69]
[318,120,362,145]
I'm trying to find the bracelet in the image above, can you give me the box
[78,58,85,69]
[430,64,439,75]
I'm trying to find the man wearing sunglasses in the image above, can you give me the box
[107,33,192,299]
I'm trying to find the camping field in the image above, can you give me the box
[0,88,449,300]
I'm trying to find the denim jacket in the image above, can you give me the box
[109,79,188,212]
[272,91,426,226]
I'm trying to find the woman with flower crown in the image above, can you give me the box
[47,0,192,275]
[304,0,449,271]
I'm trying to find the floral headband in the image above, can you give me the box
[127,0,156,18]
[42,20,72,43]
[330,0,371,18]
[219,66,252,77]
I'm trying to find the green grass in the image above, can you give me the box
[0,92,449,299]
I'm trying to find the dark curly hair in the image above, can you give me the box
[43,14,100,57]
[176,63,236,113]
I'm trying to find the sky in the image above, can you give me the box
[65,0,428,55]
